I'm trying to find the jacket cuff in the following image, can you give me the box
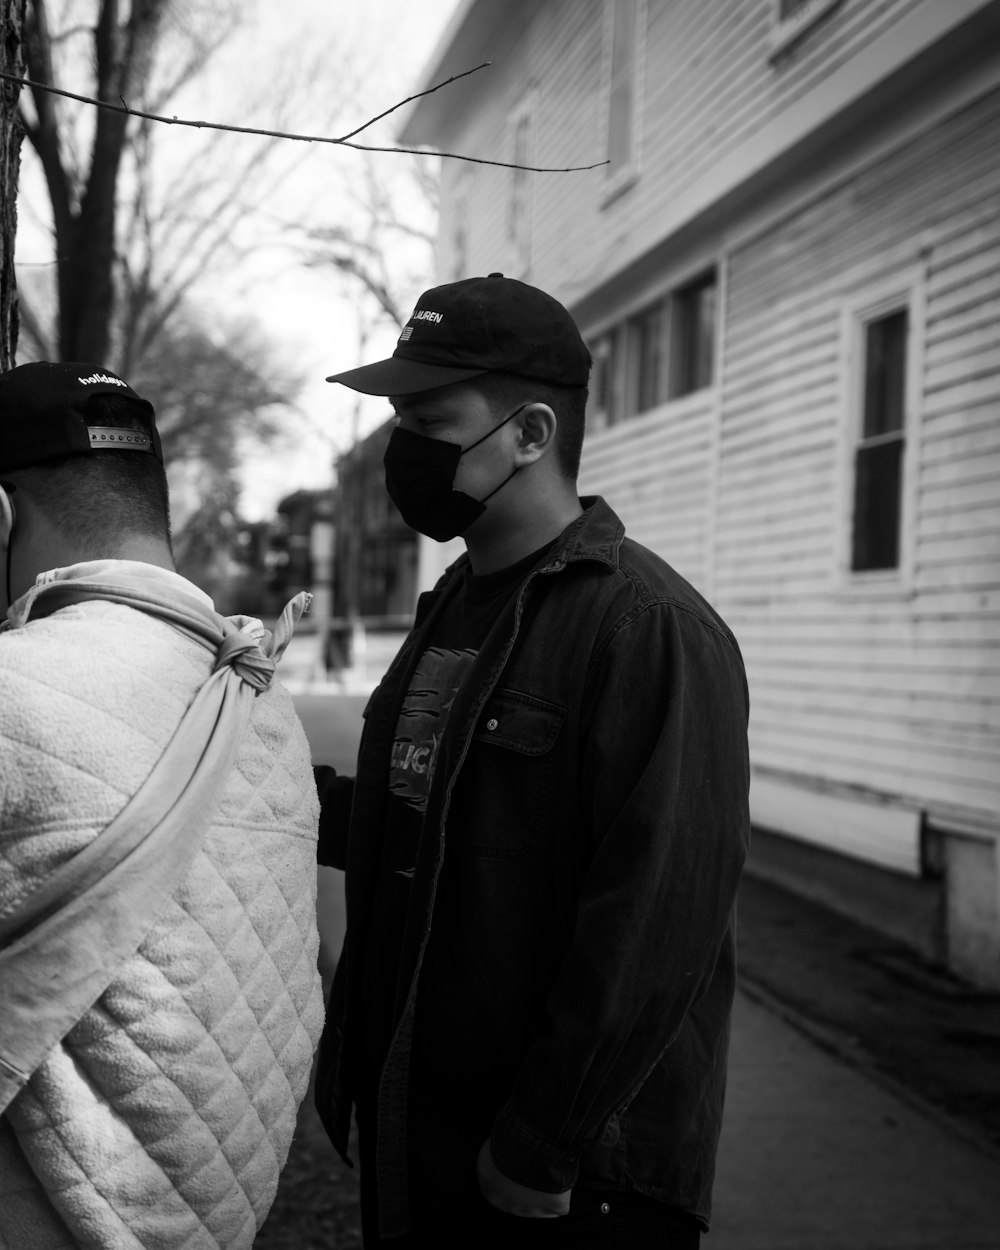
[490,1103,581,1193]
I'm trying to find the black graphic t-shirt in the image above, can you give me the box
[360,541,556,1086]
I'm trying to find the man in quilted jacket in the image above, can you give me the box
[316,275,751,1248]
[0,362,324,1249]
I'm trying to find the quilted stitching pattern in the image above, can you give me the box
[0,600,323,1249]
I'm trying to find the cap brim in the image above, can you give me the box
[325,356,489,397]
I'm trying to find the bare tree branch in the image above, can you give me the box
[0,65,609,172]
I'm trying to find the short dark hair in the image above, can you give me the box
[8,394,172,554]
[473,372,588,479]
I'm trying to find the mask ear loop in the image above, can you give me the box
[0,483,17,609]
[461,403,531,504]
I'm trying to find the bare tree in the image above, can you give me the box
[19,0,177,363]
[298,148,439,443]
[0,0,26,370]
[16,0,368,375]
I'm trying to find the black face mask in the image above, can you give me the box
[383,404,528,542]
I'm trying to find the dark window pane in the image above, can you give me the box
[863,310,907,437]
[851,440,903,570]
[671,273,717,397]
[625,301,666,416]
[638,306,665,411]
[588,330,620,431]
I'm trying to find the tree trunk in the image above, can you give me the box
[23,0,168,365]
[0,0,26,371]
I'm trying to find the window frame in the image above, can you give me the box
[585,265,720,430]
[837,274,924,594]
[506,90,537,279]
[588,327,624,433]
[670,271,718,400]
[446,165,473,282]
[601,0,646,204]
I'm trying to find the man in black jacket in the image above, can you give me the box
[315,273,750,1248]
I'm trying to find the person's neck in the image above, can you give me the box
[110,539,177,573]
[464,493,583,575]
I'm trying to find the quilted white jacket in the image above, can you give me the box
[0,562,323,1249]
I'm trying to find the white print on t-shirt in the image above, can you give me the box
[389,646,477,813]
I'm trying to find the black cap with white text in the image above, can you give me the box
[0,361,162,472]
[326,273,592,396]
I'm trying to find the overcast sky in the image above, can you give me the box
[229,0,463,519]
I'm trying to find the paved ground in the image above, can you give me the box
[254,686,1000,1248]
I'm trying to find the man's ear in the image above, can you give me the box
[514,403,557,464]
[0,485,15,551]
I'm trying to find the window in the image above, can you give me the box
[625,300,667,416]
[850,310,908,572]
[589,330,622,432]
[670,272,717,398]
[507,99,535,277]
[586,268,718,429]
[604,0,644,190]
[448,169,471,281]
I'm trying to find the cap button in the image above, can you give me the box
[487,272,504,279]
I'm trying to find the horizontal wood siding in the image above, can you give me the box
[577,397,715,588]
[719,89,1000,826]
[432,0,956,307]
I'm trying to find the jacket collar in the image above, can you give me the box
[541,495,625,573]
[438,495,625,588]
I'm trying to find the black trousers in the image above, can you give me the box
[376,1188,702,1249]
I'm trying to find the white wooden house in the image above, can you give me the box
[399,0,1000,987]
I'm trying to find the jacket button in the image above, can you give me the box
[486,718,499,731]
[600,1202,611,1215]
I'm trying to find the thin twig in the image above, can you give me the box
[332,62,489,142]
[2,67,608,173]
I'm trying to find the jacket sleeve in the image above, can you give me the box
[488,601,751,1192]
[314,765,354,869]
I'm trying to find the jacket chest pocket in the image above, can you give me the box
[460,689,566,859]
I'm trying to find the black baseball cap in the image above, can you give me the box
[0,361,162,472]
[327,272,592,396]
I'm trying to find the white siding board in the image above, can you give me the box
[751,721,1000,796]
[921,407,1000,444]
[920,447,1000,488]
[730,600,1000,636]
[920,505,1000,540]
[925,322,1000,377]
[919,476,1000,515]
[919,533,1000,571]
[750,774,922,875]
[578,397,716,585]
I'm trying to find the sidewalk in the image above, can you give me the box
[713,991,1000,1248]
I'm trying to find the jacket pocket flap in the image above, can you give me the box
[473,690,565,756]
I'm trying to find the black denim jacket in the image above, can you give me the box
[314,497,750,1239]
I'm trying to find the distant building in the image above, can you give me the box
[272,488,334,602]
[400,0,1000,985]
[332,419,419,624]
